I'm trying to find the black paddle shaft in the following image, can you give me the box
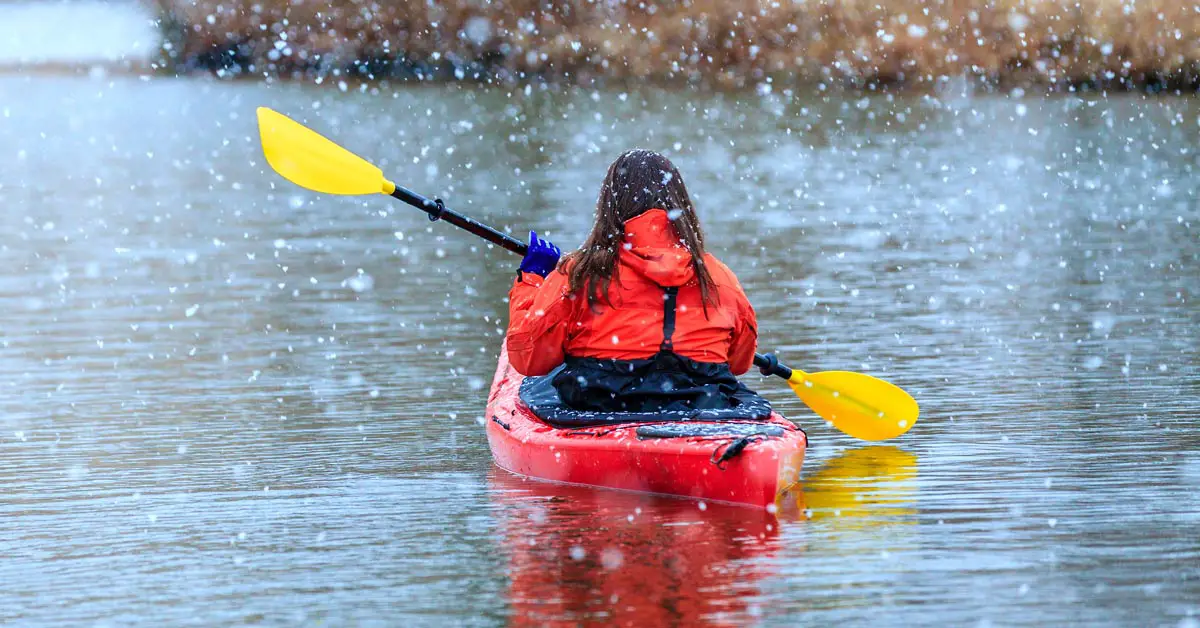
[753,353,792,380]
[389,184,528,255]
[389,182,791,381]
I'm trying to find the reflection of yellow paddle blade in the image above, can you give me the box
[802,445,918,520]
[788,370,919,441]
[256,107,394,196]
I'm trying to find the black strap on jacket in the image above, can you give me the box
[660,287,679,352]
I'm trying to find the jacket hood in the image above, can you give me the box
[620,209,695,287]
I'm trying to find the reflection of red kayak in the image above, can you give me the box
[489,469,783,626]
[485,347,807,509]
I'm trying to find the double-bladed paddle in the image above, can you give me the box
[255,106,919,441]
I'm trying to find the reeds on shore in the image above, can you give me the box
[151,0,1200,89]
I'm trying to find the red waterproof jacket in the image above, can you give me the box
[507,209,758,377]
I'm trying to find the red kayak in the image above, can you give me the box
[485,346,807,509]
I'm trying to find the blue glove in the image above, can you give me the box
[518,230,561,278]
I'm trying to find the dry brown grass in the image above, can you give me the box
[151,0,1200,89]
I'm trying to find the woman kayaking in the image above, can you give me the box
[506,149,767,416]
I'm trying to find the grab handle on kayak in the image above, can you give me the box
[711,435,762,469]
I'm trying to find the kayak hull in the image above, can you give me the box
[484,347,807,509]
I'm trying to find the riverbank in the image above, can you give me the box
[154,0,1200,90]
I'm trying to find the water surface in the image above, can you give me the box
[1,74,1197,625]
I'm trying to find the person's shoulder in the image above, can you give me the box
[557,254,578,275]
[702,253,739,282]
[542,256,580,299]
[702,253,751,299]
[547,255,578,287]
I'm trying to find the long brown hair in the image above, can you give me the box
[566,149,717,309]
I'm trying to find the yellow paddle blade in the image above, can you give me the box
[788,370,919,441]
[256,107,392,196]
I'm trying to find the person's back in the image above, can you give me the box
[506,149,762,414]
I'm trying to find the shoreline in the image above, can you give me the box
[4,62,1194,99]
[152,0,1200,92]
